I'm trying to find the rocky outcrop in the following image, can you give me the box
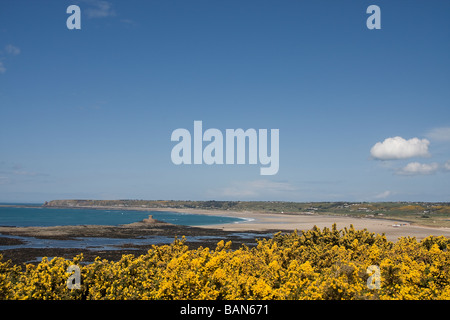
[142,215,158,224]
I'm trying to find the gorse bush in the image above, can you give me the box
[1,224,449,300]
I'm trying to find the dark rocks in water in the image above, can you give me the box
[0,222,275,265]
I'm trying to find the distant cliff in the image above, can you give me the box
[42,199,309,213]
[42,199,242,210]
[41,199,337,213]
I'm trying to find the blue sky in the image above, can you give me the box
[0,0,449,203]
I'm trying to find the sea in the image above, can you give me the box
[0,204,244,227]
[0,204,258,256]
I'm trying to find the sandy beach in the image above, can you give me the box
[7,204,450,242]
[2,205,450,264]
[39,205,450,241]
[158,208,450,242]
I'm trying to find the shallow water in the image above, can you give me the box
[0,232,273,251]
[0,205,269,257]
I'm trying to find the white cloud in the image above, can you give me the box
[5,44,20,56]
[370,136,430,160]
[0,176,10,185]
[216,180,297,198]
[12,170,41,177]
[120,19,137,26]
[444,160,450,171]
[426,127,450,142]
[396,162,439,176]
[374,190,392,199]
[0,44,20,74]
[84,0,116,18]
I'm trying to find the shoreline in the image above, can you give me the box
[2,204,450,264]
[40,204,450,241]
[0,216,274,265]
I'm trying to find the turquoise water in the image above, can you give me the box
[0,205,244,227]
[0,205,258,255]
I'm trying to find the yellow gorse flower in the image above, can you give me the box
[1,224,449,300]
